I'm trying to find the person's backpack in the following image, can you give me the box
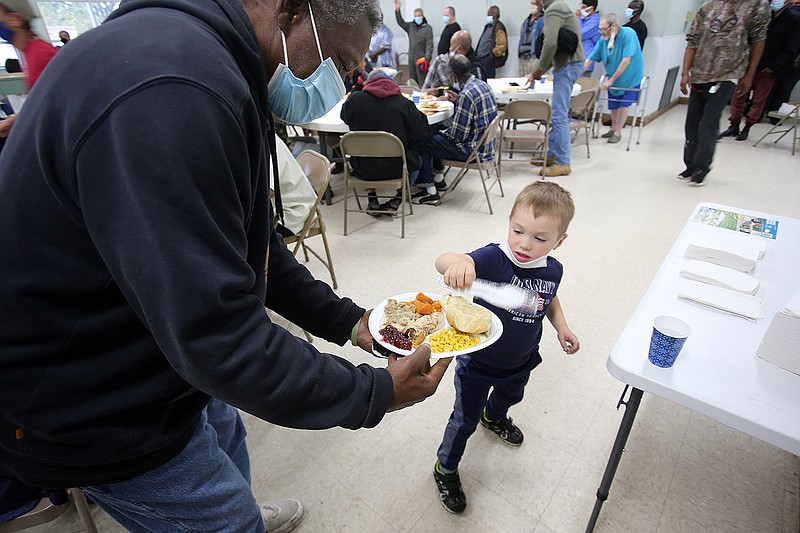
[534,27,579,59]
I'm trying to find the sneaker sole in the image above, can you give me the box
[689,181,706,187]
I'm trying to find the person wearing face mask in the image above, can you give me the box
[394,0,434,85]
[583,13,644,144]
[623,0,647,51]
[518,0,545,77]
[527,0,585,177]
[422,30,484,91]
[413,54,497,205]
[575,0,600,77]
[678,0,769,187]
[0,1,455,532]
[720,0,800,140]
[437,5,460,57]
[476,5,507,79]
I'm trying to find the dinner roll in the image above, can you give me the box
[440,294,492,334]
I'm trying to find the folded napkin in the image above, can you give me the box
[678,280,762,320]
[757,290,800,375]
[685,234,766,272]
[680,259,760,295]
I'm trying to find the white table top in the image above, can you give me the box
[296,97,454,134]
[607,202,800,455]
[488,77,581,104]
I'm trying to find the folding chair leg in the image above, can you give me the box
[319,223,338,289]
[69,489,98,533]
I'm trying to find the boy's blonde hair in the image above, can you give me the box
[511,182,575,235]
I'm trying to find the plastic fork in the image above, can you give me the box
[436,276,541,315]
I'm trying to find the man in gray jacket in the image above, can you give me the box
[395,0,434,84]
[528,0,584,177]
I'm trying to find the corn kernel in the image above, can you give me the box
[429,327,481,353]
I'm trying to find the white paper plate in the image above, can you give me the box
[369,292,503,359]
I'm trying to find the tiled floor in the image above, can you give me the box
[33,105,799,532]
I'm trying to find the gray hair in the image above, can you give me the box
[449,54,471,78]
[602,13,619,28]
[312,0,383,32]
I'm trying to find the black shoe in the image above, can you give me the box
[689,170,707,187]
[379,198,401,214]
[434,179,448,192]
[367,196,382,216]
[412,192,441,205]
[718,124,740,139]
[433,463,466,514]
[677,169,693,180]
[735,124,751,141]
[480,410,524,446]
[331,162,344,174]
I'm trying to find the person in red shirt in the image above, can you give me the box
[0,1,58,139]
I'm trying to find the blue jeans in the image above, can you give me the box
[549,61,584,165]
[416,134,469,185]
[82,400,263,532]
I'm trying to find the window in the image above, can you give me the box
[35,1,119,45]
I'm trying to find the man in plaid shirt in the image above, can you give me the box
[414,54,498,205]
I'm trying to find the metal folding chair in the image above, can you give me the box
[498,100,551,175]
[569,90,596,158]
[340,131,413,238]
[0,488,98,533]
[753,103,799,155]
[439,114,504,214]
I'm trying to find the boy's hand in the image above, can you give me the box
[443,260,476,290]
[557,328,580,355]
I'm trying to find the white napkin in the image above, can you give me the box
[678,280,762,320]
[757,289,800,375]
[680,259,760,295]
[685,234,766,272]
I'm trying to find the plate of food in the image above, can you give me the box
[417,100,454,114]
[369,292,503,359]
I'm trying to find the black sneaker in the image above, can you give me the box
[735,124,751,141]
[677,169,693,180]
[367,196,383,217]
[433,463,466,514]
[689,170,707,187]
[434,179,448,191]
[379,198,401,214]
[412,192,441,205]
[718,124,740,139]
[480,411,524,446]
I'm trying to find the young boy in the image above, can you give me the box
[433,181,580,513]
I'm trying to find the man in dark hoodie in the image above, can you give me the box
[0,0,452,531]
[341,69,428,212]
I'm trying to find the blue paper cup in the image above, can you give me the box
[647,316,691,368]
[412,94,420,104]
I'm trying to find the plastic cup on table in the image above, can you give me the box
[647,316,691,368]
[412,94,420,104]
[541,75,547,83]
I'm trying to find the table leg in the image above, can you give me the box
[585,385,643,533]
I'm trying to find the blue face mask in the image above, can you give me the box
[770,0,784,10]
[486,16,495,25]
[442,15,450,24]
[267,4,346,125]
[414,16,424,25]
[625,7,635,19]
[0,22,13,42]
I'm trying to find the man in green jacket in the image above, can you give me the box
[395,0,434,84]
[528,0,584,177]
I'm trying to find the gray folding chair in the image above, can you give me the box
[439,114,504,215]
[498,100,551,175]
[340,131,413,238]
[285,150,338,289]
[569,90,597,158]
[753,103,798,155]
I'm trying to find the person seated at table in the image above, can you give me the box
[422,30,484,93]
[341,69,428,214]
[413,54,498,206]
[583,13,643,144]
[344,57,372,93]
